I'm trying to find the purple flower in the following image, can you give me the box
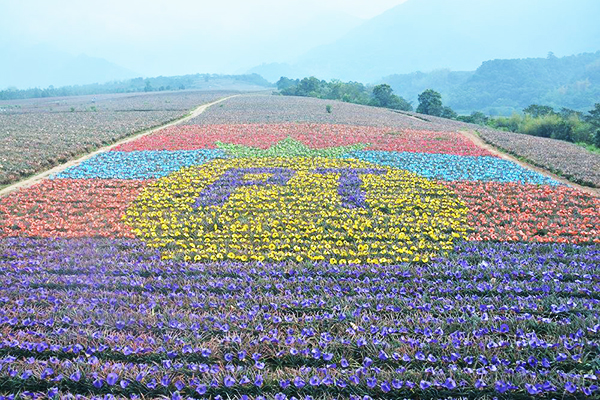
[420,380,431,390]
[341,358,349,368]
[443,378,456,390]
[255,361,265,370]
[274,393,287,400]
[294,377,306,388]
[175,380,185,391]
[224,376,235,388]
[47,388,59,399]
[367,377,377,389]
[309,376,320,386]
[363,357,373,367]
[584,385,598,396]
[120,380,130,389]
[381,381,391,393]
[526,384,539,395]
[254,374,264,387]
[106,373,118,386]
[171,392,182,400]
[161,375,171,387]
[41,367,54,379]
[565,382,577,394]
[495,381,509,393]
[201,348,211,357]
[196,384,207,395]
[475,379,486,389]
[321,376,333,386]
[93,379,103,389]
[280,379,290,389]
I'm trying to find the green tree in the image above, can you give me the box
[276,77,299,91]
[441,106,457,119]
[295,77,322,97]
[523,104,555,118]
[416,89,443,116]
[371,84,394,106]
[144,80,153,92]
[586,103,600,128]
[371,84,412,111]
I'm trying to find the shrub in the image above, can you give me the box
[489,113,522,132]
[521,114,573,141]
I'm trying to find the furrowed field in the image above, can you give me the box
[0,91,237,185]
[0,94,599,400]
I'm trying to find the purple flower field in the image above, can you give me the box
[0,238,598,399]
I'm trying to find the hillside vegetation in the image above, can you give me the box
[382,51,600,115]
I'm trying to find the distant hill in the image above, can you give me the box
[251,0,600,83]
[381,51,600,115]
[0,44,139,89]
[0,73,273,101]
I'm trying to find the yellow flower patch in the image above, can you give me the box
[124,157,468,263]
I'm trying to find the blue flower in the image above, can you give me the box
[196,384,207,395]
[106,373,118,386]
[380,381,391,393]
[224,376,235,387]
[366,377,377,389]
[443,378,456,390]
[294,377,306,388]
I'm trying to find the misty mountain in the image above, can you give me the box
[251,0,600,83]
[381,51,600,115]
[245,11,364,82]
[0,44,139,89]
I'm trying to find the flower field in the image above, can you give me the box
[476,128,600,188]
[0,95,599,399]
[0,91,235,185]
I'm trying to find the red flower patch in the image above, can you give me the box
[444,181,600,243]
[0,179,149,238]
[114,124,494,157]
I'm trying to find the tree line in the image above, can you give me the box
[277,76,600,150]
[0,74,272,101]
[276,77,413,111]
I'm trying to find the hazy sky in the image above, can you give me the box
[0,0,408,77]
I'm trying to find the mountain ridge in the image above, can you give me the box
[250,0,600,83]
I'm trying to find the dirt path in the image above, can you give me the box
[459,129,599,197]
[0,95,238,198]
